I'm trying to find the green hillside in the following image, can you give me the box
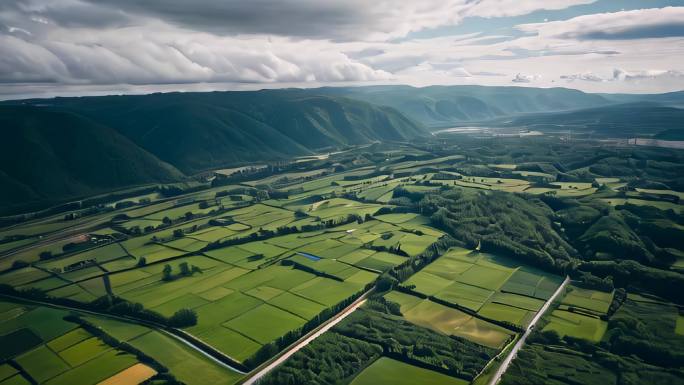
[0,91,426,210]
[8,91,426,174]
[0,106,183,209]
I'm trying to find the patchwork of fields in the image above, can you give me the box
[0,301,154,385]
[1,141,682,385]
[542,284,613,342]
[397,248,563,333]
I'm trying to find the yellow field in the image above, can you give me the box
[96,363,157,385]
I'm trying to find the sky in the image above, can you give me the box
[1,0,684,99]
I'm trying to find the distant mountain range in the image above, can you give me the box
[323,85,611,127]
[1,85,682,212]
[0,90,425,211]
[491,102,684,138]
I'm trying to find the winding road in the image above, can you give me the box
[487,276,570,385]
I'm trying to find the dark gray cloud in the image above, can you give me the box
[0,0,131,29]
[85,0,383,40]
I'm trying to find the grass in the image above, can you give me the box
[542,310,608,342]
[387,292,514,349]
[291,277,362,307]
[478,303,532,327]
[223,304,305,345]
[0,365,18,382]
[405,272,453,296]
[456,265,513,291]
[128,331,243,385]
[268,292,326,319]
[44,349,136,385]
[47,328,92,352]
[490,292,544,312]
[0,306,76,341]
[354,252,406,272]
[350,357,468,385]
[561,286,613,315]
[196,326,262,362]
[0,328,42,360]
[58,337,111,367]
[433,282,493,312]
[0,375,31,385]
[677,315,684,336]
[16,345,70,383]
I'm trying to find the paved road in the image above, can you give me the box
[487,276,570,385]
[241,292,371,385]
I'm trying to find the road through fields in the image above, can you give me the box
[487,276,570,385]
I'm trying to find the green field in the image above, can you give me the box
[385,291,514,349]
[542,310,608,342]
[403,247,561,328]
[0,301,150,385]
[3,136,682,385]
[560,286,614,315]
[350,357,469,385]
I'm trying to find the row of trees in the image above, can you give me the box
[0,284,197,328]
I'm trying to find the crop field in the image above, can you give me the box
[97,363,156,385]
[541,284,613,342]
[542,309,608,342]
[558,285,614,316]
[350,357,469,385]
[3,139,682,385]
[385,291,514,349]
[403,247,561,328]
[0,300,149,385]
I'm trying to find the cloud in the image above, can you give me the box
[0,25,392,85]
[1,1,683,97]
[518,7,684,40]
[612,68,684,81]
[512,73,540,83]
[71,0,595,41]
[560,68,684,83]
[560,72,605,82]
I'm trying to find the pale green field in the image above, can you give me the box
[543,310,608,342]
[350,357,469,385]
[676,315,684,336]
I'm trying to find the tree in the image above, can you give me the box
[169,308,197,327]
[199,201,210,209]
[162,216,172,225]
[162,264,173,281]
[173,229,184,238]
[376,275,396,292]
[137,257,147,267]
[179,262,190,276]
[39,251,53,260]
[11,260,29,269]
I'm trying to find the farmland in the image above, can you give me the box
[0,136,683,385]
[0,300,153,385]
[350,357,469,385]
